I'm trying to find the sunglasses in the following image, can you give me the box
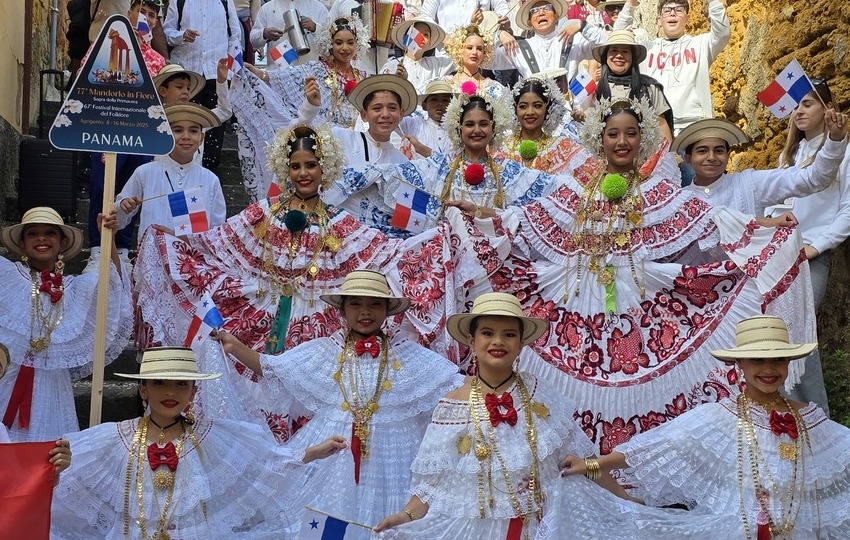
[810,77,829,88]
[529,4,555,16]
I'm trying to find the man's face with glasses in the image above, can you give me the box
[658,2,689,39]
[529,2,558,34]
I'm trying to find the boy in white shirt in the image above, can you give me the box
[116,103,227,245]
[401,79,455,158]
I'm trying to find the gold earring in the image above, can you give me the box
[183,401,195,423]
[55,253,65,274]
[142,398,148,411]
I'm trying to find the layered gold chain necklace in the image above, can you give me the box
[27,269,64,354]
[439,153,505,210]
[466,375,544,538]
[736,393,811,539]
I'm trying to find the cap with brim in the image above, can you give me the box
[0,343,9,380]
[165,103,222,129]
[391,18,446,52]
[0,207,84,260]
[710,316,817,363]
[516,0,568,32]
[591,29,647,64]
[154,64,205,100]
[418,79,457,105]
[320,270,410,316]
[671,118,749,154]
[447,292,548,346]
[116,347,221,380]
[348,75,418,117]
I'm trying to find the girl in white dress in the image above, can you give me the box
[50,347,345,539]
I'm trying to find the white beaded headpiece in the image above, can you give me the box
[443,91,515,150]
[266,123,345,193]
[579,97,661,163]
[315,14,370,63]
[511,76,568,136]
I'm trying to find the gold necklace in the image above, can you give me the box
[439,153,505,214]
[123,416,187,540]
[468,376,544,539]
[333,333,399,460]
[324,61,359,128]
[736,393,810,539]
[568,169,646,301]
[508,132,552,169]
[27,269,64,354]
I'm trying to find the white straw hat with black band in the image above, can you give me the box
[115,347,221,381]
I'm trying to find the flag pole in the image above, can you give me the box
[89,151,117,426]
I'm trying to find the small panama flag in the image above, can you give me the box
[269,40,299,66]
[136,13,152,44]
[227,41,244,74]
[757,59,816,119]
[390,182,434,233]
[168,187,210,234]
[183,292,225,346]
[298,507,359,540]
[402,26,427,55]
[569,66,597,103]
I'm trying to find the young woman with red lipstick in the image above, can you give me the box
[51,347,346,538]
[0,207,131,443]
[212,271,462,539]
[373,292,633,539]
[556,316,850,538]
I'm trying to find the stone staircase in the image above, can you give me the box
[3,126,250,430]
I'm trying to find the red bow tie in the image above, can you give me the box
[354,336,380,358]
[39,270,64,303]
[147,442,179,472]
[769,410,798,440]
[484,392,518,427]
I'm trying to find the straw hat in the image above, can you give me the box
[599,1,626,9]
[671,118,749,154]
[418,79,456,105]
[516,0,568,32]
[0,207,84,260]
[710,316,817,363]
[320,270,411,316]
[154,63,204,100]
[592,29,647,64]
[115,347,221,380]
[165,103,222,129]
[347,74,418,116]
[447,293,548,346]
[390,18,446,53]
[0,343,9,380]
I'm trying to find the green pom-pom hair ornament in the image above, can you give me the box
[283,209,309,233]
[600,174,629,200]
[518,140,538,160]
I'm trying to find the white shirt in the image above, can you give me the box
[488,22,605,81]
[250,0,330,67]
[164,0,243,79]
[379,56,456,94]
[399,115,451,157]
[116,156,227,244]
[767,134,850,254]
[420,0,509,32]
[685,136,847,218]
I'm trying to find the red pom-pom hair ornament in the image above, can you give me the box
[464,163,485,185]
[460,81,478,96]
[344,79,357,96]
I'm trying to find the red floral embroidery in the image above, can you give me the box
[600,417,637,455]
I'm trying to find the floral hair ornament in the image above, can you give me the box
[579,96,661,165]
[444,24,494,68]
[511,76,568,136]
[266,123,345,198]
[315,14,370,63]
[443,91,516,151]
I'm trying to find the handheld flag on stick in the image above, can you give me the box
[227,42,244,74]
[298,506,372,539]
[390,182,436,233]
[269,40,300,66]
[402,26,427,56]
[183,293,225,346]
[757,59,816,119]
[569,66,597,103]
[136,13,152,44]
[168,187,210,234]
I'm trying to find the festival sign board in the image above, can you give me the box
[49,14,174,155]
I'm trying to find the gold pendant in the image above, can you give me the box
[474,443,490,461]
[333,371,342,382]
[591,210,603,221]
[158,531,171,540]
[531,401,550,419]
[457,435,472,455]
[597,268,614,286]
[628,212,642,226]
[779,441,797,461]
[152,470,174,490]
[29,338,47,352]
[324,234,342,253]
[308,263,319,277]
[392,360,401,371]
[341,401,350,411]
[615,232,630,248]
[382,380,392,391]
[282,283,294,297]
